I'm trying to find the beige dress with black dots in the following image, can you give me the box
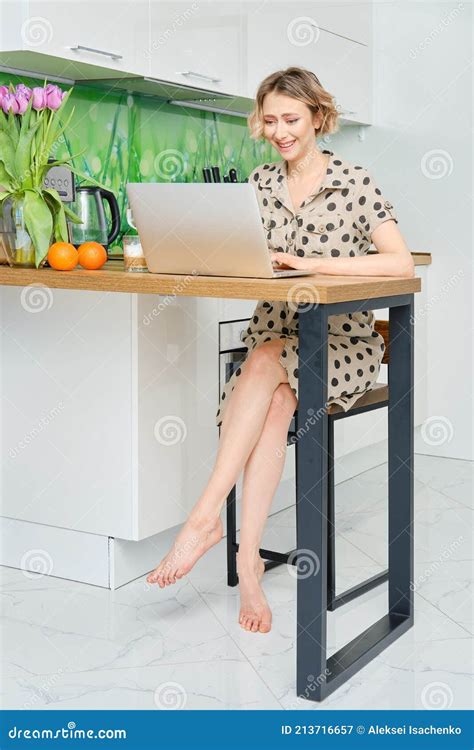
[215,149,398,428]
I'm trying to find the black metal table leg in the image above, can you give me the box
[295,295,415,702]
[296,302,329,701]
[388,299,415,621]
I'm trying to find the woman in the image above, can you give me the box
[146,67,414,634]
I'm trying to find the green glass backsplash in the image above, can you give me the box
[0,74,277,254]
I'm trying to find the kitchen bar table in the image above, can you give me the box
[0,263,421,701]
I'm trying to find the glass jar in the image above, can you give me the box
[123,234,147,272]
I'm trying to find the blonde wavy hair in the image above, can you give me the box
[247,66,340,141]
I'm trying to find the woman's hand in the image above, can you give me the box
[270,252,321,273]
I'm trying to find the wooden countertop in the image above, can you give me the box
[0,261,422,303]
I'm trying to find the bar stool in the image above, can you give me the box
[225,319,390,610]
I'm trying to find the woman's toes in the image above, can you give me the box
[259,619,272,633]
[251,620,259,632]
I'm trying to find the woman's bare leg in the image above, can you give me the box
[147,340,289,587]
[237,383,297,633]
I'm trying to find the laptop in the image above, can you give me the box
[125,183,315,279]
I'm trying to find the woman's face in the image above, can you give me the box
[262,91,321,160]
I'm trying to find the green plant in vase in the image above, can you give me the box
[0,81,101,268]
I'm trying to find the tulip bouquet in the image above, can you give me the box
[0,81,93,267]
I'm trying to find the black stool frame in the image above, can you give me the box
[225,293,414,701]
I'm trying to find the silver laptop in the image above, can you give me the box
[126,183,314,279]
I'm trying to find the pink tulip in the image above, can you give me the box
[31,86,47,110]
[46,85,63,111]
[0,85,8,100]
[16,93,29,114]
[15,83,31,100]
[1,93,19,114]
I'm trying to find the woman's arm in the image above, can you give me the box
[272,220,416,278]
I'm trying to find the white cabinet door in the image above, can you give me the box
[245,2,372,123]
[147,1,244,96]
[2,0,149,77]
[134,293,222,540]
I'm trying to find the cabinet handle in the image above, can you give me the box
[69,45,123,61]
[176,70,222,84]
[336,104,357,115]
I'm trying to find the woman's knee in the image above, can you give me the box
[243,343,283,378]
[268,383,298,420]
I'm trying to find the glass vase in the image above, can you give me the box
[0,195,48,268]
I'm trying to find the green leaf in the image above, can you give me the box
[15,119,41,189]
[44,188,68,242]
[43,94,74,159]
[22,189,53,267]
[0,131,17,181]
[63,203,83,224]
[69,167,109,191]
[0,190,13,203]
[0,160,13,189]
[5,109,20,147]
[21,95,34,133]
[37,149,87,185]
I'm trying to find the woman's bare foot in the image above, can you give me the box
[237,552,272,633]
[147,514,223,587]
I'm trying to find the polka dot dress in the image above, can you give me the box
[215,149,398,428]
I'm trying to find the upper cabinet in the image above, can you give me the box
[0,0,149,79]
[0,0,373,123]
[146,1,245,97]
[244,2,372,124]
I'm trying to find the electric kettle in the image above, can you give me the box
[68,186,120,248]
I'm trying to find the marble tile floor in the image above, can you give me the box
[1,454,472,710]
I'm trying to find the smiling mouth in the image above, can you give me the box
[277,140,296,150]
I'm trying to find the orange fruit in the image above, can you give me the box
[47,242,79,271]
[77,241,107,270]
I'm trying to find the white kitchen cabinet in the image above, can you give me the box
[0,286,222,541]
[244,1,372,124]
[147,0,245,96]
[0,0,149,78]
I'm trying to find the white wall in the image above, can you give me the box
[322,1,472,462]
